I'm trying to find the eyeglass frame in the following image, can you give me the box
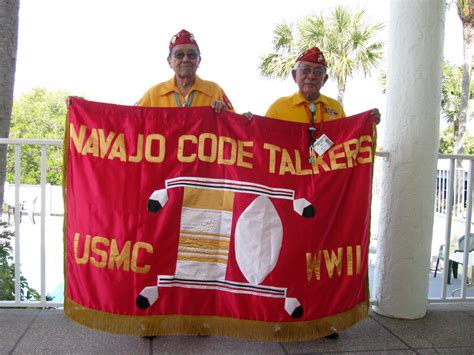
[169,49,200,60]
[293,64,327,77]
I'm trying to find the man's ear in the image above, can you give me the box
[291,70,297,82]
[322,74,329,85]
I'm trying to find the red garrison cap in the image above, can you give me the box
[169,29,199,51]
[295,47,327,67]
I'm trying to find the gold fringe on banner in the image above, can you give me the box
[65,297,368,341]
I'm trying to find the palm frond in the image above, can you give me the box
[298,14,326,49]
[258,52,297,79]
[273,22,295,52]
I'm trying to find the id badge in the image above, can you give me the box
[312,134,334,156]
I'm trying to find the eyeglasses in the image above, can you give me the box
[172,50,199,60]
[296,66,326,76]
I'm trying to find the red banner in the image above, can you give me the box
[64,98,375,341]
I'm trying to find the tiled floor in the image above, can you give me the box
[1,303,474,354]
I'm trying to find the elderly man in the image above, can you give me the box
[138,29,233,112]
[266,47,379,340]
[265,47,380,124]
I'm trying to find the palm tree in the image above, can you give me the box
[441,61,463,132]
[259,5,384,106]
[0,0,20,211]
[454,0,474,155]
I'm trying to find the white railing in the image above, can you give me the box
[435,165,468,219]
[429,154,474,303]
[0,138,472,307]
[0,138,63,308]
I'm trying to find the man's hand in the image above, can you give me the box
[369,108,381,125]
[66,96,85,105]
[242,112,253,121]
[211,99,229,113]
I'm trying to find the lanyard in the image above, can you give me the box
[304,101,325,163]
[174,91,196,107]
[308,102,317,138]
[304,100,326,121]
[304,102,325,138]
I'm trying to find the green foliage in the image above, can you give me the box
[0,222,52,301]
[471,76,474,99]
[455,0,474,23]
[441,61,463,124]
[259,5,384,104]
[439,127,455,154]
[7,88,71,185]
[0,223,14,299]
[439,126,474,154]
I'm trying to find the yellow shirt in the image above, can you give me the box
[138,75,234,111]
[265,91,345,123]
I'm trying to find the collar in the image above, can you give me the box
[158,75,212,96]
[292,91,329,107]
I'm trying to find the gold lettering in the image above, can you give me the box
[198,133,217,163]
[323,248,343,278]
[74,233,90,264]
[145,134,165,163]
[347,246,353,276]
[98,129,116,158]
[108,240,131,271]
[128,134,143,163]
[177,135,197,162]
[343,138,359,168]
[217,136,237,165]
[90,236,110,269]
[294,149,312,175]
[306,251,322,281]
[279,148,296,175]
[81,128,99,157]
[329,144,347,170]
[70,124,87,153]
[73,233,154,273]
[237,141,253,168]
[312,155,331,174]
[263,143,280,174]
[131,242,154,273]
[356,245,361,274]
[357,135,373,164]
[108,133,127,161]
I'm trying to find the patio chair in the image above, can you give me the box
[450,234,474,296]
[454,233,474,253]
[433,233,474,284]
[434,233,474,284]
[20,196,37,224]
[434,244,456,282]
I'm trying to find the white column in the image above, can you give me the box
[373,0,445,319]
